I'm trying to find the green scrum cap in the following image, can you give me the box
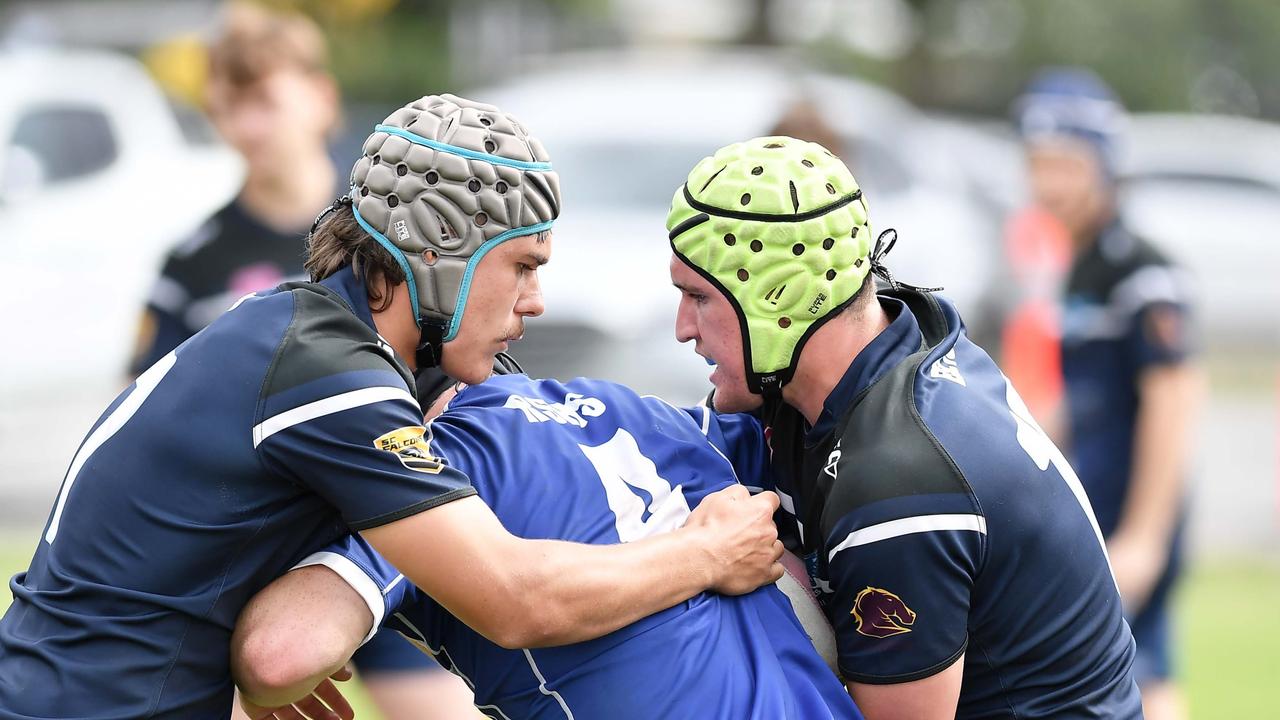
[667,136,873,396]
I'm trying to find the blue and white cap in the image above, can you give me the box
[349,94,560,343]
[1013,67,1127,176]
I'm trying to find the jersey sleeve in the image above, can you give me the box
[256,382,476,530]
[1123,264,1196,370]
[1129,300,1194,369]
[130,265,198,375]
[293,533,420,645]
[821,501,986,684]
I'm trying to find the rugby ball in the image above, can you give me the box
[776,550,840,677]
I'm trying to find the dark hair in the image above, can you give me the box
[304,205,406,312]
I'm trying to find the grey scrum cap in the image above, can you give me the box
[349,93,561,342]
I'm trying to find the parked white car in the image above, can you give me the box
[0,49,242,502]
[1118,113,1280,348]
[474,50,1007,401]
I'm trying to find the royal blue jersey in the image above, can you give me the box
[0,268,474,719]
[305,375,861,720]
[762,289,1143,718]
[1061,222,1195,537]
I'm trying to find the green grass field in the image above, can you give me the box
[1,532,1276,718]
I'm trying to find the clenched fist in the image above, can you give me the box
[685,484,785,595]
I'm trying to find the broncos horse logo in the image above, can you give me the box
[852,587,917,638]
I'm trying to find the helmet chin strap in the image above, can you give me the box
[414,317,449,370]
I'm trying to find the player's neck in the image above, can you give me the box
[239,151,337,232]
[782,302,891,426]
[370,281,422,373]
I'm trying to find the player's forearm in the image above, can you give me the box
[1116,364,1201,544]
[497,526,720,647]
[366,488,781,650]
[231,566,370,707]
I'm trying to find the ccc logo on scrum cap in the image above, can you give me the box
[852,587,917,638]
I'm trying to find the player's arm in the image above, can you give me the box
[363,484,780,649]
[847,657,964,720]
[1109,362,1201,611]
[819,497,984,718]
[231,565,365,715]
[1108,301,1201,611]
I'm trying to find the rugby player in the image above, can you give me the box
[231,369,863,720]
[1015,68,1201,720]
[131,6,463,714]
[664,136,1143,718]
[0,96,782,719]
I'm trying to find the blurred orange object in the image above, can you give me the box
[1001,206,1071,424]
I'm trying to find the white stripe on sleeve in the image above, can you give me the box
[292,551,387,645]
[253,386,420,447]
[828,513,987,562]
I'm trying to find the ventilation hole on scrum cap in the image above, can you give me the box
[740,193,751,206]
[474,212,488,227]
[484,139,497,153]
[750,239,763,253]
[724,233,737,246]
[467,178,482,193]
[801,159,814,168]
[479,116,492,126]
[396,163,408,177]
[789,181,800,213]
[854,258,864,268]
[751,166,764,176]
[826,269,837,281]
[372,154,381,164]
[495,180,508,194]
[826,183,837,194]
[360,185,370,197]
[851,226,859,238]
[779,317,792,328]
[764,142,785,149]
[422,249,439,266]
[387,195,399,208]
[737,268,750,282]
[823,237,834,250]
[425,170,439,185]
[792,243,805,256]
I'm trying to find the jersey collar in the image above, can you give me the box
[808,295,924,442]
[318,266,379,334]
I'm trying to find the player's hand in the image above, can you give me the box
[686,484,784,595]
[238,665,355,720]
[1107,532,1164,614]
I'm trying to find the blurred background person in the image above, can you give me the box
[1014,68,1203,720]
[767,96,847,161]
[127,3,477,718]
[129,1,336,374]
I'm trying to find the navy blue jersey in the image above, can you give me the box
[0,267,473,719]
[304,375,861,720]
[1061,222,1194,536]
[763,289,1142,718]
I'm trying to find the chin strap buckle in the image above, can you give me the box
[414,317,449,370]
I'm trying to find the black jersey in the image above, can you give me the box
[131,199,306,374]
[764,289,1142,719]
